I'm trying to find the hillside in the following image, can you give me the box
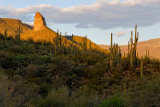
[21,28,108,53]
[0,16,107,53]
[99,38,160,59]
[66,36,108,53]
[21,26,75,46]
[1,31,160,106]
[0,18,33,36]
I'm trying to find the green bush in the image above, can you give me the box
[100,96,125,107]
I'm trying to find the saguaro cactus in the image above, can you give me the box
[15,21,21,40]
[128,41,130,56]
[89,42,92,51]
[71,34,74,52]
[124,53,126,58]
[129,25,139,70]
[109,33,122,68]
[54,30,59,56]
[134,25,139,66]
[82,35,87,51]
[18,21,21,39]
[140,56,143,77]
[148,50,150,58]
[54,41,57,56]
[146,50,147,58]
[4,29,7,40]
[145,50,150,59]
[110,33,113,68]
[65,32,67,46]
[137,52,138,58]
[119,47,121,58]
[130,31,133,68]
[59,32,62,47]
[57,29,59,47]
[85,35,87,50]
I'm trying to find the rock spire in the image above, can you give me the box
[34,12,46,31]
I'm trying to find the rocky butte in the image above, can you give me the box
[34,12,46,31]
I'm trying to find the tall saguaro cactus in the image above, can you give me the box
[54,29,59,56]
[15,21,21,40]
[109,33,122,68]
[54,40,57,57]
[140,56,143,77]
[18,21,21,39]
[128,41,130,56]
[82,35,87,51]
[71,34,74,52]
[137,52,138,58]
[57,29,59,47]
[134,25,139,66]
[129,25,139,70]
[124,53,126,58]
[59,32,62,47]
[89,42,92,51]
[110,33,113,68]
[119,47,121,58]
[130,31,133,68]
[65,32,67,46]
[4,29,7,40]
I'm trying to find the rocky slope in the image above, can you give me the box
[0,18,33,36]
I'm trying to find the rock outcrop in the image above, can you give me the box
[34,12,46,31]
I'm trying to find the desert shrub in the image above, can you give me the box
[1,54,27,70]
[34,86,100,107]
[71,85,100,107]
[72,51,104,65]
[25,64,40,77]
[128,73,160,107]
[28,54,48,65]
[0,73,39,107]
[35,86,69,107]
[100,95,126,107]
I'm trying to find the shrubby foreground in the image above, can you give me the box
[0,34,160,107]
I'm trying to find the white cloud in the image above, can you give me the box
[114,31,129,37]
[0,0,160,29]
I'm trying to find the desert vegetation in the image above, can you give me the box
[0,24,160,107]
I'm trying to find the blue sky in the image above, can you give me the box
[1,0,160,45]
[1,0,97,8]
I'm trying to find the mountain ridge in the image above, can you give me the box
[0,13,108,53]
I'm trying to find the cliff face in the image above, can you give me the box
[34,12,46,31]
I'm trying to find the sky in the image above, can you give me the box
[0,0,160,45]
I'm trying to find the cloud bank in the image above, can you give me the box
[0,0,160,29]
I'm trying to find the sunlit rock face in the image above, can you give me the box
[34,12,46,31]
